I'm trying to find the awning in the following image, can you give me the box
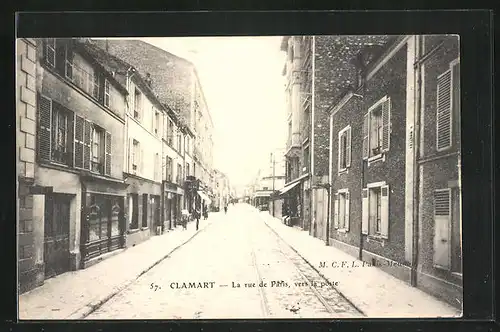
[197,190,212,205]
[254,191,273,197]
[278,181,301,196]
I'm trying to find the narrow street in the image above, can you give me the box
[85,204,363,319]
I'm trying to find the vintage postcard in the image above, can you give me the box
[16,35,463,319]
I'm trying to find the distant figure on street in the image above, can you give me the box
[203,203,208,220]
[224,205,228,214]
[194,207,201,231]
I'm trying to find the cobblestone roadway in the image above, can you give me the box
[86,204,363,319]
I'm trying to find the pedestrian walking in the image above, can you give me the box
[194,207,201,231]
[224,204,228,214]
[203,204,208,220]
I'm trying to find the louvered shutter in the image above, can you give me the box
[104,131,111,175]
[433,189,451,269]
[381,98,391,152]
[345,191,350,232]
[74,115,85,168]
[436,70,452,151]
[346,128,351,168]
[333,193,339,229]
[66,112,74,167]
[380,185,389,239]
[83,120,92,170]
[37,95,52,161]
[362,114,369,159]
[361,188,369,235]
[337,132,343,171]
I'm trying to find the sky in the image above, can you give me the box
[139,37,288,189]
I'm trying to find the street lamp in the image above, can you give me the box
[312,182,331,246]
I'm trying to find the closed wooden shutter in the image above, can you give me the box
[380,185,389,239]
[83,120,92,170]
[433,189,451,269]
[381,98,391,152]
[345,191,350,232]
[333,193,339,229]
[346,128,351,168]
[128,138,134,173]
[361,188,369,234]
[66,111,74,167]
[436,70,452,151]
[104,131,111,175]
[74,115,85,168]
[338,132,344,171]
[362,114,369,159]
[140,147,144,175]
[37,94,52,161]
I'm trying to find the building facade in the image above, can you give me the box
[326,35,461,308]
[17,38,131,293]
[96,39,215,217]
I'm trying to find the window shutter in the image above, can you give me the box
[74,115,85,168]
[37,95,52,161]
[337,132,342,171]
[380,185,389,239]
[362,113,369,159]
[346,128,351,167]
[361,188,369,234]
[345,191,350,232]
[437,69,452,151]
[83,120,92,170]
[381,98,391,152]
[333,193,339,229]
[433,189,452,269]
[128,138,134,173]
[140,147,144,175]
[104,131,111,175]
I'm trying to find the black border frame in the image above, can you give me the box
[7,9,495,332]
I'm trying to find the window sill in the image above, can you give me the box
[451,272,463,280]
[338,168,349,176]
[336,228,348,233]
[141,226,149,231]
[127,228,140,234]
[367,235,388,246]
[367,154,385,166]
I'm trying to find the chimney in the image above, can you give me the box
[145,73,152,87]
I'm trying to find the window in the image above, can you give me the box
[177,164,183,184]
[128,193,139,230]
[92,74,99,100]
[45,38,56,67]
[361,184,389,238]
[90,126,105,173]
[338,126,352,172]
[104,79,110,108]
[436,59,459,151]
[177,131,182,152]
[142,194,148,228]
[153,110,160,135]
[333,190,350,231]
[263,187,269,190]
[166,157,173,182]
[37,95,74,166]
[64,45,73,79]
[134,88,141,119]
[167,120,174,146]
[131,139,140,173]
[186,163,190,177]
[363,97,391,160]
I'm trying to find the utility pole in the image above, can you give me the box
[272,152,276,217]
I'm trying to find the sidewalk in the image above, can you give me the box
[257,210,462,318]
[19,213,219,320]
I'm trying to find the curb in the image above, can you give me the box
[256,211,366,317]
[67,219,215,319]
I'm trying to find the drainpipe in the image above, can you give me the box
[411,35,423,287]
[358,59,367,261]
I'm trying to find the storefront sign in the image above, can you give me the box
[29,185,53,195]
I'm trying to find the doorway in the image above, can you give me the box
[44,194,72,278]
